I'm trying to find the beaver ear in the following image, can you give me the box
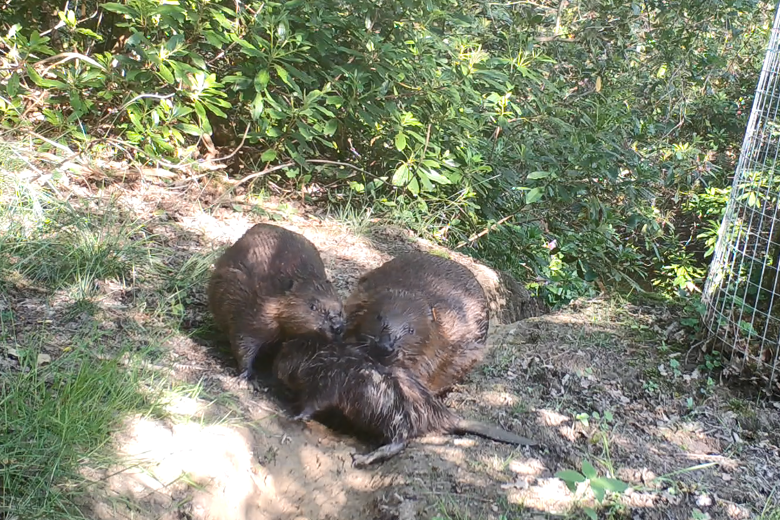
[344,292,370,313]
[280,277,295,293]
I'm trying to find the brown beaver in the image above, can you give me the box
[273,332,537,467]
[208,223,344,380]
[344,252,490,394]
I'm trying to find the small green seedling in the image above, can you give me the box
[555,460,629,520]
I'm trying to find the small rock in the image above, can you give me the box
[696,494,713,507]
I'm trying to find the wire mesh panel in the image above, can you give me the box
[703,1,780,393]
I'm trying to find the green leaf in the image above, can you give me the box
[395,132,407,152]
[591,477,629,494]
[157,64,174,84]
[417,169,434,192]
[261,149,278,162]
[25,66,67,89]
[274,64,290,86]
[76,28,102,39]
[305,89,323,105]
[590,479,606,503]
[204,31,228,47]
[255,69,270,91]
[581,460,598,480]
[324,119,338,136]
[201,100,228,118]
[296,120,313,139]
[101,2,139,16]
[555,470,585,493]
[175,123,203,136]
[525,187,543,204]
[157,5,186,22]
[527,170,552,180]
[193,101,211,134]
[127,109,143,131]
[583,507,598,520]
[392,163,411,187]
[582,263,598,282]
[250,93,264,120]
[408,176,420,195]
[235,39,263,57]
[425,169,452,185]
[7,72,20,97]
[164,34,184,53]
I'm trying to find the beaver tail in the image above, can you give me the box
[450,418,539,446]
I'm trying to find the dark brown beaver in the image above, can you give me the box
[273,332,537,467]
[208,223,344,380]
[344,251,490,394]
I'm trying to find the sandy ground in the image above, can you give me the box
[5,175,779,520]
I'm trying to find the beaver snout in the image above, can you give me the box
[376,333,396,354]
[329,315,345,337]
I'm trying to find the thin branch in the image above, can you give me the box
[35,52,107,75]
[26,130,75,155]
[307,159,376,178]
[100,93,176,136]
[455,214,514,249]
[208,123,252,162]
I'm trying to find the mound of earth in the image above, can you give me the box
[8,178,776,520]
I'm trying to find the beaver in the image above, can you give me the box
[273,332,538,467]
[344,251,490,394]
[208,223,344,380]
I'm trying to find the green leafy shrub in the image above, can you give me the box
[0,0,771,304]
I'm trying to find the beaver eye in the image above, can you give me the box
[376,314,382,321]
[310,303,317,311]
[408,328,414,335]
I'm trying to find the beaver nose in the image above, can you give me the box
[331,322,344,336]
[377,333,395,353]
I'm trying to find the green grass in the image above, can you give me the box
[327,201,375,236]
[759,508,780,520]
[2,198,151,295]
[0,335,165,518]
[757,487,780,520]
[149,247,220,326]
[0,150,203,518]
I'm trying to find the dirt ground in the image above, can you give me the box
[6,176,780,520]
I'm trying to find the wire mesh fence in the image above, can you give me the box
[702,1,780,393]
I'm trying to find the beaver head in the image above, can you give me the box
[346,290,434,361]
[272,289,345,339]
[273,332,327,389]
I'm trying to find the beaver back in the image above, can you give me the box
[273,333,457,444]
[344,252,489,394]
[208,223,344,375]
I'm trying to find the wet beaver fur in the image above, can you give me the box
[208,223,344,380]
[273,332,538,467]
[344,251,490,394]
